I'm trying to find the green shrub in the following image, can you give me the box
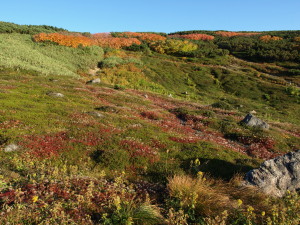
[211,101,233,110]
[99,56,143,68]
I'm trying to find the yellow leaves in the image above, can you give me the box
[150,39,198,54]
[32,195,39,203]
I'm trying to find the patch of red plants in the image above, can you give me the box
[169,136,201,144]
[150,138,167,149]
[120,139,159,163]
[20,132,70,158]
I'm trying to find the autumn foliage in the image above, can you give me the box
[116,32,166,42]
[215,31,261,37]
[92,36,141,49]
[34,32,142,49]
[33,33,94,47]
[259,35,283,42]
[169,33,215,41]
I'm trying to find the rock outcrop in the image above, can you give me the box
[245,150,300,197]
[241,113,269,130]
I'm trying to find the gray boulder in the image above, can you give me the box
[47,92,64,98]
[86,78,101,84]
[4,144,20,152]
[241,113,269,130]
[245,150,300,197]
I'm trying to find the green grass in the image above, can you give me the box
[0,33,104,76]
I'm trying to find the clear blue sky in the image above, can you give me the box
[1,0,300,33]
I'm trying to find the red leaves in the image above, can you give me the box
[120,139,159,163]
[21,132,69,158]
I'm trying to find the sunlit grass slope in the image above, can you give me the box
[0,33,104,76]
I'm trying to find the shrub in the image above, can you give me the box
[211,101,233,110]
[150,39,198,54]
[99,56,143,68]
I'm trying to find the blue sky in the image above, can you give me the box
[1,0,300,33]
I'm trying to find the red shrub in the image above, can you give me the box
[21,132,70,158]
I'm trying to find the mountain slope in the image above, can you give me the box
[0,22,300,224]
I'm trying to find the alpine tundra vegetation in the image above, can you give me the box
[0,21,300,224]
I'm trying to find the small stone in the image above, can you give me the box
[86,111,104,118]
[47,92,64,98]
[86,78,101,84]
[4,144,20,152]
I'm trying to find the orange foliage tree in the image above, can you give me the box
[259,35,283,42]
[117,32,166,42]
[169,33,215,41]
[215,31,261,37]
[33,33,94,47]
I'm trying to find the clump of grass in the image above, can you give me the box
[168,174,233,217]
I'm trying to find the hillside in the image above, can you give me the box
[0,21,300,224]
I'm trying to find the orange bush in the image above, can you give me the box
[259,35,283,42]
[92,36,142,49]
[34,32,142,49]
[33,33,94,47]
[169,33,215,41]
[215,31,261,37]
[118,32,166,42]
